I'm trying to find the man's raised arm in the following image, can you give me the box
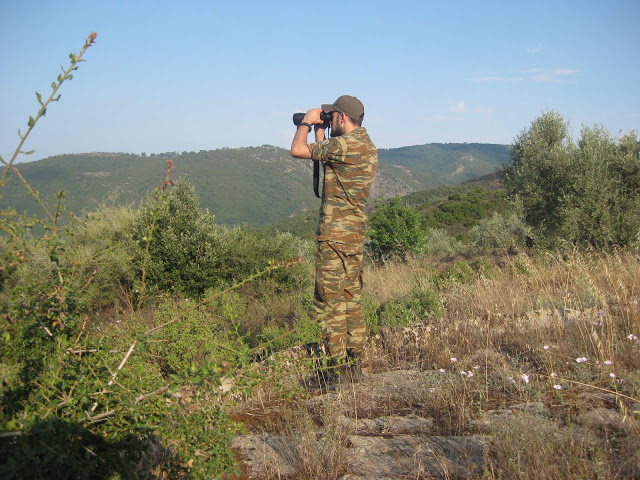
[291,108,323,159]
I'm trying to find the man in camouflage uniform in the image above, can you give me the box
[291,95,378,367]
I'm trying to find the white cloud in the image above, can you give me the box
[471,75,524,83]
[471,67,577,84]
[525,68,579,83]
[449,101,493,114]
[451,101,466,113]
[526,43,543,54]
[425,114,463,122]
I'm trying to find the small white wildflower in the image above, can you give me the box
[554,385,562,390]
[467,371,474,377]
[550,372,558,378]
[507,377,516,384]
[473,365,480,370]
[628,334,638,341]
[461,371,468,376]
[610,373,616,379]
[521,374,530,384]
[604,360,612,365]
[576,357,588,364]
[439,368,446,373]
[429,388,437,393]
[543,345,550,350]
[450,357,458,363]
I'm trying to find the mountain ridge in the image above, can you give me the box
[2,143,510,227]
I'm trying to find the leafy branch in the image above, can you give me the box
[0,32,97,206]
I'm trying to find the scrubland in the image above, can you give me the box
[229,248,640,479]
[2,34,639,479]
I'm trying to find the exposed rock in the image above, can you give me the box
[471,401,550,432]
[232,359,638,479]
[233,429,489,479]
[575,407,628,433]
[520,307,603,328]
[232,433,298,479]
[337,413,434,436]
[577,392,619,409]
[306,370,435,418]
[345,434,489,479]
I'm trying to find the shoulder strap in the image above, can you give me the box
[313,161,321,198]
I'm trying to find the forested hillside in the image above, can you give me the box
[2,143,508,226]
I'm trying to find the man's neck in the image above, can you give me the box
[342,124,359,136]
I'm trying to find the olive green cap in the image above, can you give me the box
[321,95,365,121]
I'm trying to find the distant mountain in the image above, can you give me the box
[1,143,510,227]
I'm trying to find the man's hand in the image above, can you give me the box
[303,108,323,125]
[291,107,329,159]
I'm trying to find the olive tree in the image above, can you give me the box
[504,111,640,248]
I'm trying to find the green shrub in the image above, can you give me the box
[254,315,322,354]
[0,204,136,313]
[424,227,463,256]
[219,227,313,293]
[151,294,247,374]
[68,205,137,309]
[420,187,510,239]
[367,197,426,261]
[370,287,443,333]
[504,111,640,248]
[434,260,475,290]
[132,178,311,298]
[132,178,225,297]
[470,211,531,252]
[469,256,496,279]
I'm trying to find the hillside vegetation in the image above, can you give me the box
[1,37,638,479]
[1,143,508,227]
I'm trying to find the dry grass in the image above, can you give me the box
[233,248,640,478]
[363,255,437,304]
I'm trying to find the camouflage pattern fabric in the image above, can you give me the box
[314,241,366,359]
[308,127,378,359]
[308,127,378,251]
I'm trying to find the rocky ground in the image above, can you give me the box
[229,331,639,479]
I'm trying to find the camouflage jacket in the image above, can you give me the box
[308,127,378,253]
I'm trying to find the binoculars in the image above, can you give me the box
[292,112,333,126]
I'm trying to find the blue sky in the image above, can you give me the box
[1,0,639,162]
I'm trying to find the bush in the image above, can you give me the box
[132,179,311,298]
[0,38,247,479]
[470,211,531,252]
[68,205,137,309]
[419,187,510,240]
[433,260,475,290]
[153,293,248,374]
[218,227,313,294]
[367,197,426,261]
[504,111,640,248]
[371,287,443,333]
[424,228,463,256]
[132,178,225,297]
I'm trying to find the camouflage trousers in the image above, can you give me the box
[314,241,366,360]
